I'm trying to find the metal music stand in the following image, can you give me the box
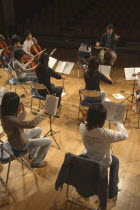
[44,114,60,149]
[121,67,138,104]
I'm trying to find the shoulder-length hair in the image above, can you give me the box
[1,92,20,118]
[86,103,106,131]
[14,49,25,61]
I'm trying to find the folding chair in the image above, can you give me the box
[55,153,108,210]
[77,51,89,77]
[29,82,48,112]
[78,89,102,119]
[0,140,33,187]
[4,64,30,95]
[102,101,127,128]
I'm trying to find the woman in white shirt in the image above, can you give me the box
[13,49,37,82]
[80,103,128,199]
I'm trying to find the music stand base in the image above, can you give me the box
[44,130,60,149]
[121,94,135,104]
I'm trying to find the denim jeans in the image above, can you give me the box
[108,155,119,198]
[24,127,52,164]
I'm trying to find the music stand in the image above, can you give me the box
[43,95,61,149]
[121,67,140,103]
[44,115,60,149]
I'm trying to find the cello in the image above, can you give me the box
[30,38,42,56]
[0,36,11,59]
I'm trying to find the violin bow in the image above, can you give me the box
[49,48,56,56]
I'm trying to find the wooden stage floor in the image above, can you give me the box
[0,60,140,210]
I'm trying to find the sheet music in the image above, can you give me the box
[99,65,111,76]
[103,101,126,123]
[44,95,59,116]
[49,57,57,68]
[124,67,140,80]
[55,61,66,73]
[63,62,74,74]
[112,93,124,99]
[55,61,74,74]
[79,43,91,52]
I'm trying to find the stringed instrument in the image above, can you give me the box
[30,38,42,56]
[0,37,11,58]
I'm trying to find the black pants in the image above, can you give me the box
[51,84,63,106]
[108,155,119,199]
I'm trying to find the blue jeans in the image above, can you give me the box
[24,127,52,164]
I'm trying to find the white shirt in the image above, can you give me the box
[80,123,128,166]
[22,40,34,54]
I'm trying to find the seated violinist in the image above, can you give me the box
[36,53,64,107]
[13,49,37,82]
[10,35,21,64]
[22,32,37,57]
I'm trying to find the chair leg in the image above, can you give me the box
[31,97,33,112]
[21,157,33,171]
[66,185,99,210]
[5,159,12,186]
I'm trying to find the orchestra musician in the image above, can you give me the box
[96,24,120,66]
[36,53,64,107]
[22,32,37,57]
[79,103,128,199]
[1,92,52,168]
[132,72,140,112]
[84,56,112,101]
[10,35,21,64]
[13,49,37,83]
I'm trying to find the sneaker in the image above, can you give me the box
[31,161,48,168]
[132,105,137,112]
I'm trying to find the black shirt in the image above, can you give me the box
[36,65,62,95]
[84,71,112,92]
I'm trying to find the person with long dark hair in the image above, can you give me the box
[36,52,64,107]
[80,103,128,199]
[1,92,52,168]
[13,49,37,82]
[84,56,112,101]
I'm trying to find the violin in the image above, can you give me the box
[21,53,36,68]
[0,37,11,58]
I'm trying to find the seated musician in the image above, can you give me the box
[84,56,112,101]
[36,53,64,107]
[1,92,52,168]
[132,74,140,112]
[10,35,21,64]
[13,49,37,82]
[80,103,128,199]
[96,24,120,66]
[22,32,37,57]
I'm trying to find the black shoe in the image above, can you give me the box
[108,187,118,199]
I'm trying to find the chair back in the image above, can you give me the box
[30,82,49,93]
[102,101,126,123]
